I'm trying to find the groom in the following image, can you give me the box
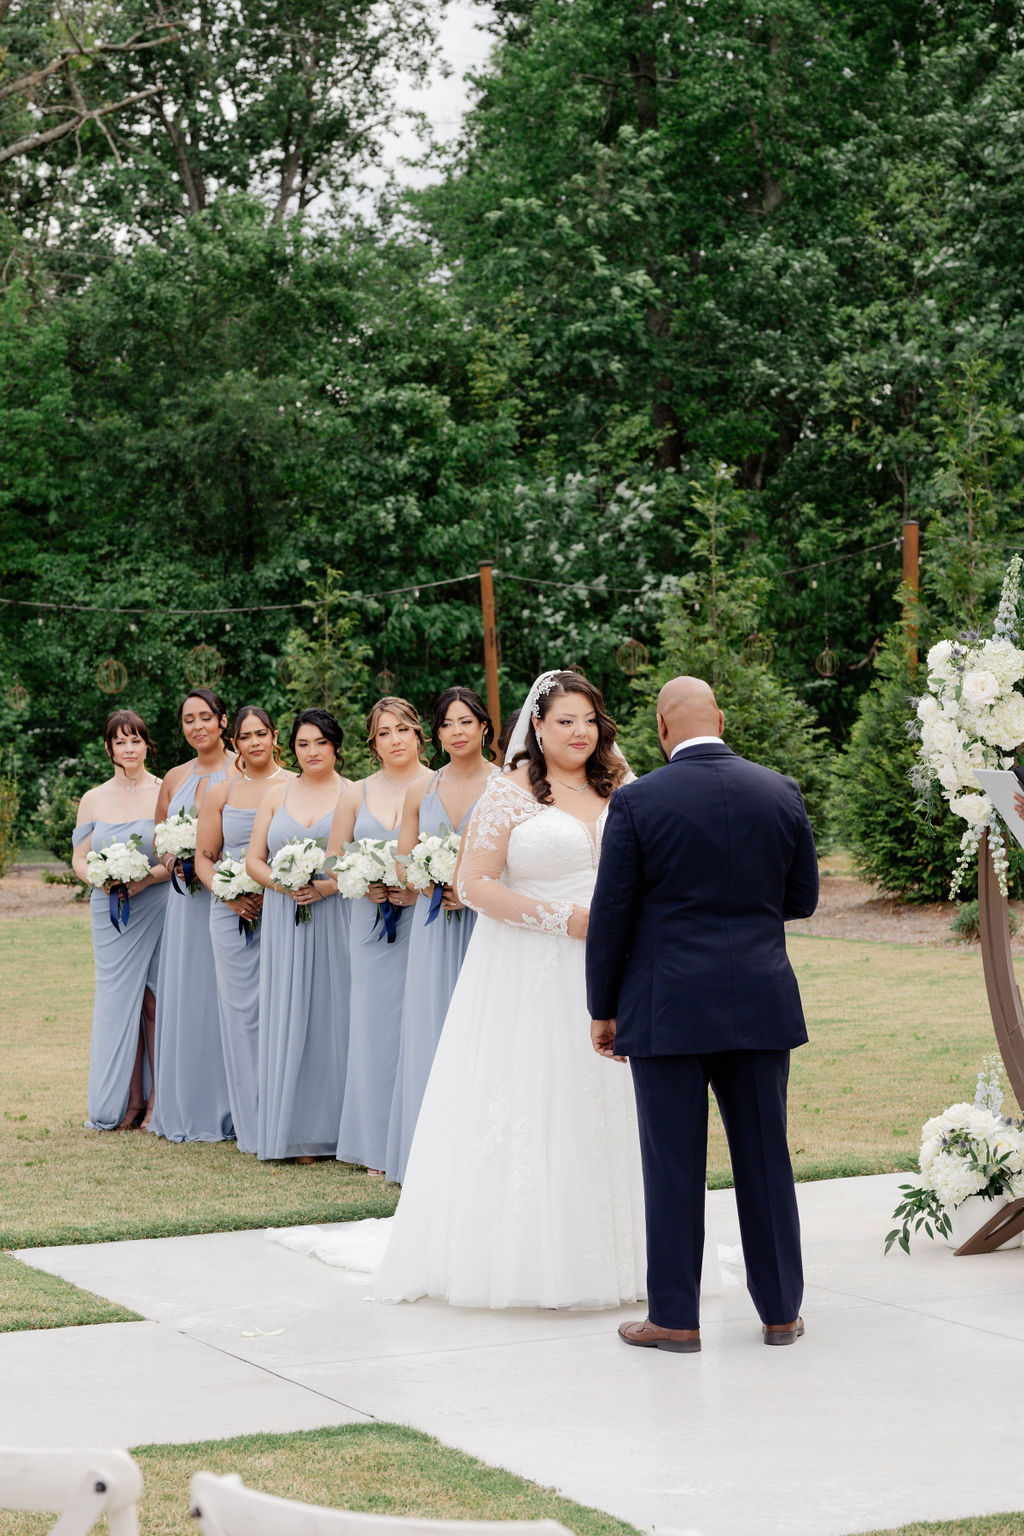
[586,677,818,1352]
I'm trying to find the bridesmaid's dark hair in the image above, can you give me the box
[176,687,230,742]
[104,709,158,771]
[231,704,285,772]
[496,709,520,764]
[431,687,495,761]
[510,671,624,805]
[289,707,344,765]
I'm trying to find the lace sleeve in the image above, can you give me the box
[455,777,574,937]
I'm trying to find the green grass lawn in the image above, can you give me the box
[0,1422,1020,1536]
[1,912,1020,1330]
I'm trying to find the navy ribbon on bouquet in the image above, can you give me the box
[424,883,446,926]
[170,856,196,895]
[108,882,130,931]
[373,899,401,944]
[238,916,260,947]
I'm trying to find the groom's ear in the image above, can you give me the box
[656,712,667,745]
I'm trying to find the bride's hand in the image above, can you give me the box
[567,904,589,941]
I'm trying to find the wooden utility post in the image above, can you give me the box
[902,519,920,673]
[479,561,501,747]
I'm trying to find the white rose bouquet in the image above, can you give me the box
[154,807,201,894]
[211,855,264,941]
[85,834,153,930]
[404,826,462,924]
[886,1057,1024,1253]
[332,837,402,942]
[910,554,1024,896]
[269,836,327,925]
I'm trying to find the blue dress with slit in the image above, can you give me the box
[73,817,167,1131]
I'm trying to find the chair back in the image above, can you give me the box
[0,1446,142,1536]
[189,1474,574,1536]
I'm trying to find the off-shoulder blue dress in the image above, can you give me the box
[73,817,167,1130]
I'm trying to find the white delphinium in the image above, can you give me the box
[974,1052,1005,1115]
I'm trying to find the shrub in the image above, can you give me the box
[0,748,18,878]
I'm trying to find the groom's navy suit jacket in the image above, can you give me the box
[586,744,819,1056]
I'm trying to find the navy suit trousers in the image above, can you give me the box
[629,1050,803,1330]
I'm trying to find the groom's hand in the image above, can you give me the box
[591,1018,625,1062]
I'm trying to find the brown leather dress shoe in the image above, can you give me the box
[762,1317,805,1346]
[618,1318,701,1353]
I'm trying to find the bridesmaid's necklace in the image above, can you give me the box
[118,769,150,793]
[379,769,421,790]
[243,766,283,782]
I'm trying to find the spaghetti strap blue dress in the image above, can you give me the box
[257,788,350,1159]
[148,767,234,1143]
[73,817,167,1131]
[209,785,262,1154]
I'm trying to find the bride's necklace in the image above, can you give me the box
[551,775,588,795]
[243,766,283,783]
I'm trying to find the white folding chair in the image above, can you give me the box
[189,1473,575,1536]
[0,1446,142,1536]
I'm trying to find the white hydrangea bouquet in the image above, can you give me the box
[886,1057,1024,1253]
[269,836,328,925]
[85,834,153,930]
[404,826,462,924]
[211,855,263,941]
[911,554,1024,896]
[154,807,201,894]
[332,836,402,942]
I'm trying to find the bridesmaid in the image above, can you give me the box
[196,705,293,1155]
[329,696,431,1176]
[71,710,170,1130]
[247,708,349,1162]
[148,687,237,1144]
[385,687,495,1182]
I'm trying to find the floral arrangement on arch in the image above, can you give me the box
[886,1056,1024,1253]
[911,554,1024,896]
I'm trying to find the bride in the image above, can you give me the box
[272,670,722,1308]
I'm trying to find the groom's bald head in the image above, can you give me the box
[656,677,724,758]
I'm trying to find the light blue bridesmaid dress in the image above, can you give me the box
[148,767,234,1143]
[383,771,480,1183]
[73,817,168,1131]
[208,785,262,1154]
[336,784,413,1170]
[257,787,350,1159]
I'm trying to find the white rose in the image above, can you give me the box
[949,793,990,826]
[939,1103,975,1132]
[917,696,940,723]
[961,670,1001,708]
[927,640,955,679]
[937,762,964,795]
[926,720,962,758]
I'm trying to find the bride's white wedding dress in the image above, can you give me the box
[271,774,723,1308]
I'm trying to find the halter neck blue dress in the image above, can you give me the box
[148,765,234,1143]
[257,785,350,1159]
[384,771,480,1182]
[208,784,262,1154]
[336,784,413,1170]
[72,816,167,1130]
